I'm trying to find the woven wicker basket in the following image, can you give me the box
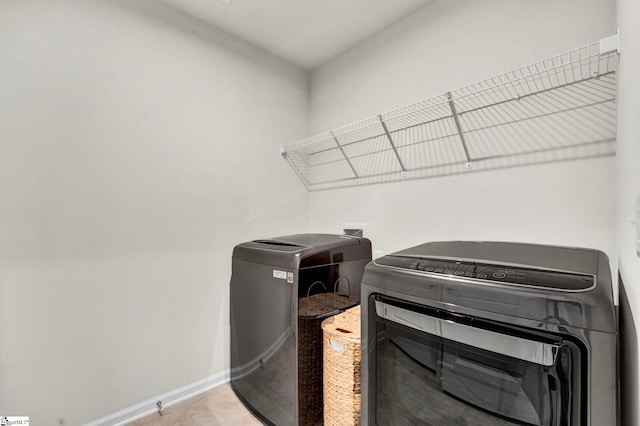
[298,293,359,426]
[322,306,361,426]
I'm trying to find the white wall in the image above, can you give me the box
[615,0,640,423]
[309,0,616,265]
[0,1,308,424]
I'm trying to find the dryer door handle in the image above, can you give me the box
[375,300,561,366]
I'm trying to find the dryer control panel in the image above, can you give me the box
[375,255,595,292]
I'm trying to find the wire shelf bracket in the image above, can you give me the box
[446,91,473,168]
[378,115,407,175]
[282,32,621,191]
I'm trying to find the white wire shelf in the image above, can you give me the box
[282,33,620,191]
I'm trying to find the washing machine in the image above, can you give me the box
[361,241,618,426]
[230,234,372,425]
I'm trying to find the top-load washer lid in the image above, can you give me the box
[393,241,600,275]
[233,233,372,268]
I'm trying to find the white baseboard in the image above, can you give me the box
[83,370,230,426]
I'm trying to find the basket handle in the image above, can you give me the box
[306,280,326,298]
[329,338,345,353]
[333,276,351,295]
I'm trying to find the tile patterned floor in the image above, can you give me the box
[126,383,262,426]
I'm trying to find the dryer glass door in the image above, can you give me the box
[371,296,579,426]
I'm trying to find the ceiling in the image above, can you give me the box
[160,0,434,71]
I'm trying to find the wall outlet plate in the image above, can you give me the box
[343,228,364,237]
